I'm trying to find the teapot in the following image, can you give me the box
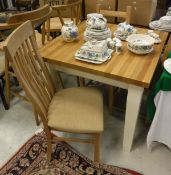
[114,22,137,40]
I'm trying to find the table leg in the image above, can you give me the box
[123,85,144,152]
[47,64,64,90]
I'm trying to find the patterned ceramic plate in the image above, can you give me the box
[149,21,171,32]
[164,58,171,74]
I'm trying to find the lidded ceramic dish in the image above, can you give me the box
[127,34,155,54]
[86,13,107,30]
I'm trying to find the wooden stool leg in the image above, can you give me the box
[108,86,114,114]
[5,56,10,107]
[94,134,100,162]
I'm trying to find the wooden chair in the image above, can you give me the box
[0,5,52,110]
[96,4,132,24]
[4,20,104,162]
[15,0,38,10]
[43,0,82,42]
[96,4,132,114]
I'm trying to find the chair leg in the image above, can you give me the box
[108,86,114,114]
[5,56,10,107]
[94,133,100,162]
[46,130,52,161]
[57,72,64,89]
[42,22,45,45]
[77,77,85,87]
[32,105,40,126]
[0,82,9,110]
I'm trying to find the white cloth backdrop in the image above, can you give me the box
[147,90,171,149]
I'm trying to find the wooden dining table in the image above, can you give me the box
[40,21,169,152]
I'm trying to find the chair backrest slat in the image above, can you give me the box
[4,21,56,121]
[96,4,132,24]
[7,5,52,26]
[44,0,68,6]
[48,0,82,25]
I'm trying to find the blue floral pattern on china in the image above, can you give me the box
[61,21,78,42]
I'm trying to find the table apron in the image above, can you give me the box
[52,64,129,89]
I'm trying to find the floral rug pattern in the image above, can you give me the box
[0,132,142,175]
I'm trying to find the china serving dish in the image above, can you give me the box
[127,44,153,55]
[75,40,113,64]
[114,22,137,40]
[145,30,161,44]
[127,34,155,54]
[75,49,113,64]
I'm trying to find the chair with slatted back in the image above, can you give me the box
[4,20,104,162]
[0,5,54,124]
[15,0,38,10]
[96,4,132,24]
[96,4,132,114]
[43,0,82,42]
[0,5,52,110]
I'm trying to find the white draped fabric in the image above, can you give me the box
[147,90,171,149]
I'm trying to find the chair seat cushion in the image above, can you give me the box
[45,17,72,32]
[48,87,103,133]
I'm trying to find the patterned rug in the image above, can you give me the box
[0,132,143,175]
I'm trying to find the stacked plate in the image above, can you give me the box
[84,13,112,41]
[84,28,112,41]
[75,40,113,64]
[149,16,171,32]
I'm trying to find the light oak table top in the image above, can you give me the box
[40,22,168,88]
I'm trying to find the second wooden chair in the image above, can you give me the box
[43,0,82,42]
[96,4,132,114]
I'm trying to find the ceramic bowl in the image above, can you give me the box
[127,34,155,54]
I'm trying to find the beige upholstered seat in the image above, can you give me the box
[45,17,71,32]
[4,21,104,162]
[48,87,103,133]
